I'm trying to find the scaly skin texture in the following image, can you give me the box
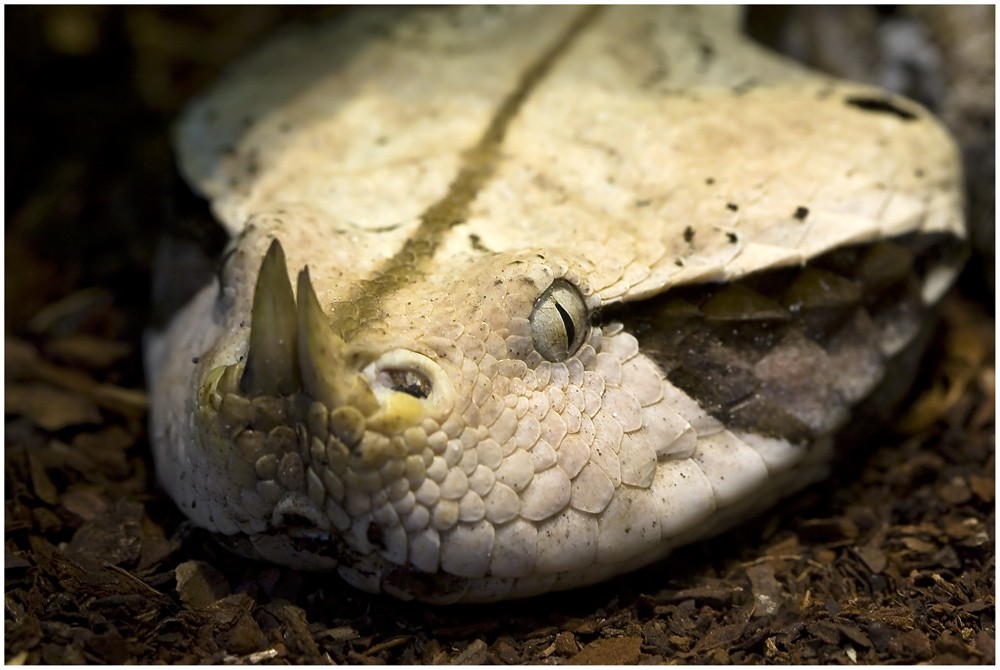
[147,6,966,602]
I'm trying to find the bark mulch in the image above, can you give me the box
[5,6,994,664]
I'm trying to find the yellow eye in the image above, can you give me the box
[530,279,588,362]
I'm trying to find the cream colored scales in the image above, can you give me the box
[148,6,966,603]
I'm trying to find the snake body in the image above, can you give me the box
[147,6,967,603]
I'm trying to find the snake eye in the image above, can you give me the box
[530,279,589,362]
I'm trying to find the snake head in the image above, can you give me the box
[159,216,722,604]
[157,218,966,604]
[178,232,687,603]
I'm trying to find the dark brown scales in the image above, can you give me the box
[612,233,967,442]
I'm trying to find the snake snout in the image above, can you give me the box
[199,239,460,567]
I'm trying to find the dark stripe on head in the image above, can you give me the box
[334,7,604,337]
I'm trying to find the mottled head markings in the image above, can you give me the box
[335,7,603,336]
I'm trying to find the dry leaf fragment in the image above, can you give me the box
[4,383,102,430]
[44,334,133,369]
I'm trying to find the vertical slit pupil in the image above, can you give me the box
[554,301,575,348]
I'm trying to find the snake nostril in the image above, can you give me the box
[362,349,456,418]
[376,368,432,398]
